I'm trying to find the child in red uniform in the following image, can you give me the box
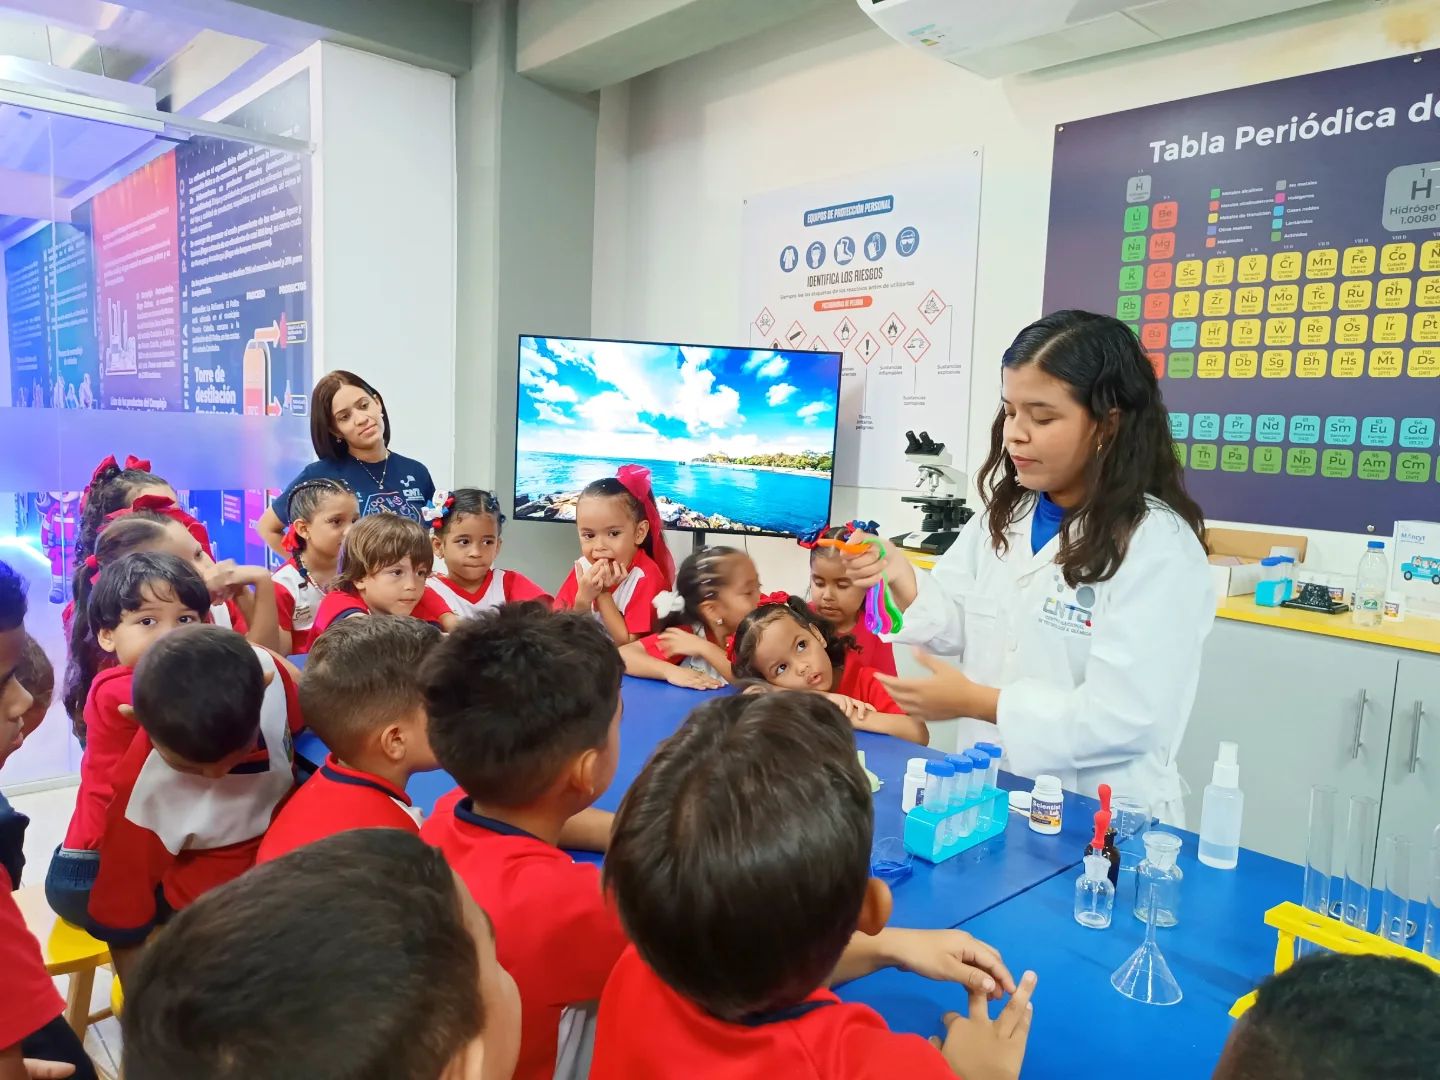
[87,625,303,984]
[809,525,897,677]
[594,691,1036,1080]
[425,488,550,619]
[123,829,521,1080]
[553,465,674,644]
[420,604,626,1080]
[311,512,451,637]
[272,477,360,654]
[258,615,441,862]
[732,597,928,745]
[619,545,761,690]
[47,553,211,927]
[0,561,98,1080]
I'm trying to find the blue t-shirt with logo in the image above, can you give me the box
[275,451,435,526]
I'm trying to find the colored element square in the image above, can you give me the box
[1118,266,1145,292]
[1168,321,1197,348]
[1305,248,1338,279]
[1417,275,1440,307]
[1205,257,1234,285]
[1149,232,1175,259]
[1368,348,1403,378]
[1321,450,1354,479]
[1408,347,1440,378]
[1167,352,1195,379]
[1238,254,1267,283]
[1271,231,1283,242]
[1206,288,1236,316]
[1199,320,1228,348]
[1267,285,1299,314]
[1172,290,1200,319]
[1422,239,1440,271]
[1342,245,1376,277]
[1232,319,1261,347]
[1256,414,1286,444]
[1125,323,1140,335]
[1357,451,1392,482]
[1193,413,1221,440]
[1324,417,1357,446]
[1299,317,1331,346]
[1262,349,1292,378]
[1399,418,1436,449]
[1288,415,1321,444]
[1332,349,1364,378]
[1223,413,1253,441]
[1144,292,1171,320]
[1361,417,1396,447]
[1173,443,1188,467]
[1233,287,1262,316]
[1271,251,1302,281]
[1197,351,1225,379]
[1124,205,1150,232]
[1275,180,1287,191]
[1373,313,1407,344]
[1285,448,1317,477]
[1175,260,1203,288]
[1148,352,1164,378]
[1264,318,1296,346]
[1207,226,1219,237]
[1335,314,1369,345]
[1274,193,1286,203]
[1190,443,1218,471]
[1376,277,1412,309]
[1146,262,1174,290]
[1140,323,1167,350]
[1208,212,1219,224]
[1396,453,1432,484]
[1381,242,1415,274]
[1415,311,1440,342]
[1121,236,1146,262]
[1296,349,1328,377]
[1152,201,1179,228]
[1169,413,1191,439]
[1127,175,1153,203]
[1116,295,1142,321]
[1254,446,1283,475]
[1209,200,1220,212]
[1206,237,1217,248]
[1229,350,1258,379]
[1222,446,1250,473]
[1210,187,1221,199]
[1302,283,1334,312]
[1339,280,1372,310]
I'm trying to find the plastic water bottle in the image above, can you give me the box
[1198,741,1244,870]
[1352,541,1388,628]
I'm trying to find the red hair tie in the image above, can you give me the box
[616,464,676,589]
[107,495,214,559]
[281,523,301,554]
[724,632,738,663]
[757,590,791,607]
[84,553,101,585]
[124,454,152,472]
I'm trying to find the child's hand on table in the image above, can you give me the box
[823,692,876,727]
[885,928,1015,999]
[665,666,725,691]
[933,970,1037,1080]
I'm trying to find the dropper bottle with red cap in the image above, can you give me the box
[1090,784,1122,887]
[1075,810,1116,929]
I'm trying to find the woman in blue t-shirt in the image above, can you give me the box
[258,370,436,558]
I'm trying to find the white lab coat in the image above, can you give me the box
[892,496,1214,826]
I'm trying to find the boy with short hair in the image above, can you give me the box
[593,691,1037,1080]
[1213,952,1440,1079]
[420,603,627,1080]
[122,828,521,1080]
[87,624,302,982]
[258,615,441,862]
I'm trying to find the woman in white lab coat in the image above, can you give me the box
[849,311,1213,825]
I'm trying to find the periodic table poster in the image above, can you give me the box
[1043,52,1440,534]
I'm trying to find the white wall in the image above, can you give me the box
[591,0,1433,593]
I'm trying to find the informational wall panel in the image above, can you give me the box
[1043,52,1440,533]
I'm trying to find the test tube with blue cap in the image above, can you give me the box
[964,749,990,831]
[951,758,974,838]
[924,761,954,859]
[976,741,1003,790]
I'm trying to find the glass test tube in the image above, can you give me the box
[1424,825,1440,960]
[1341,794,1380,932]
[964,750,987,833]
[1378,834,1413,946]
[952,761,974,839]
[1302,785,1337,921]
[925,762,954,858]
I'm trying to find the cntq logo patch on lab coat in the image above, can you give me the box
[1038,575,1095,636]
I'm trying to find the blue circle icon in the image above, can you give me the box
[779,245,799,273]
[834,236,856,265]
[896,226,920,257]
[805,241,826,269]
[864,231,886,261]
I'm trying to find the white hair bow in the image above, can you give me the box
[422,490,452,525]
[653,589,686,616]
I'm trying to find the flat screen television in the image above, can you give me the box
[515,335,842,539]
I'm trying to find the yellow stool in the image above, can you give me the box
[110,975,123,1017]
[15,885,114,1036]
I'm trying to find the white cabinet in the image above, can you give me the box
[1376,653,1440,904]
[1178,619,1397,866]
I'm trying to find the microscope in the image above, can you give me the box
[893,430,972,555]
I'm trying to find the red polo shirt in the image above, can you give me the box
[0,868,65,1052]
[848,621,897,677]
[256,755,418,864]
[836,663,901,714]
[310,587,451,638]
[592,946,954,1079]
[421,797,628,1080]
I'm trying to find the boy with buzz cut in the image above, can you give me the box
[122,828,522,1080]
[1212,952,1440,1080]
[593,691,1038,1080]
[87,624,303,983]
[420,603,626,1080]
[258,615,441,863]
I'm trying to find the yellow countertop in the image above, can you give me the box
[904,549,1440,657]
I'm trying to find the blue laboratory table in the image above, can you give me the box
[293,675,1299,1077]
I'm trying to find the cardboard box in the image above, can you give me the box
[1392,521,1440,618]
[1205,527,1309,598]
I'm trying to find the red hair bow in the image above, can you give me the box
[757,590,791,607]
[724,632,738,663]
[81,454,153,510]
[616,464,676,589]
[107,494,214,558]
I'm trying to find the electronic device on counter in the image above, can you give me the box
[893,430,971,555]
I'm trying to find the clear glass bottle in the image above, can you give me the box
[1132,831,1183,927]
[1074,854,1115,929]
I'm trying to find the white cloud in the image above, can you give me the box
[766,382,797,406]
[798,400,834,425]
[534,402,574,426]
[575,391,659,434]
[743,352,789,381]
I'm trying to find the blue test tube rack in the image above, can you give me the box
[903,786,1010,863]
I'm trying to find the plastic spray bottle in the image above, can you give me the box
[1198,741,1244,870]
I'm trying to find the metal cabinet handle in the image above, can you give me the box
[1350,689,1368,760]
[1409,701,1425,775]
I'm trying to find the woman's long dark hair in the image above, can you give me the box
[975,310,1205,586]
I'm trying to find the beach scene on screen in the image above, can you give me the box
[515,336,841,537]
